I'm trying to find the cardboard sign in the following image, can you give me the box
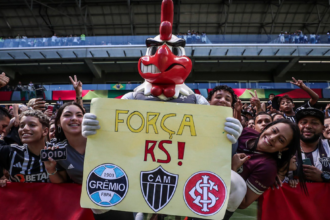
[40,148,67,162]
[81,98,232,219]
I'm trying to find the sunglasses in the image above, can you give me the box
[146,38,186,48]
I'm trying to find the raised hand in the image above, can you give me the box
[43,146,58,174]
[232,153,250,172]
[69,75,82,94]
[234,99,243,112]
[325,104,330,110]
[0,72,9,88]
[290,77,305,88]
[249,90,261,112]
[44,109,53,117]
[33,98,46,111]
[289,179,299,188]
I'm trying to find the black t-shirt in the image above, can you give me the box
[0,144,49,183]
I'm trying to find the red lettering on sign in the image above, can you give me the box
[144,140,185,166]
[177,142,185,166]
[144,140,157,162]
[157,140,172,164]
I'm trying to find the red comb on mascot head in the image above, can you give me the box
[137,0,193,99]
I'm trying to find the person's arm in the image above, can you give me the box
[239,187,262,209]
[233,99,242,122]
[290,77,319,106]
[239,161,277,209]
[43,146,69,183]
[69,75,83,108]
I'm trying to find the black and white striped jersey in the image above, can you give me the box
[0,144,49,183]
[284,101,311,123]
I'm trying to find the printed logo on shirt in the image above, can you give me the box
[13,173,48,182]
[12,162,22,168]
[183,171,227,217]
[140,166,178,212]
[319,157,330,167]
[68,164,75,169]
[86,164,129,207]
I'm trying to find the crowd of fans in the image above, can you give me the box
[177,30,208,44]
[277,30,330,44]
[0,33,86,48]
[0,71,329,219]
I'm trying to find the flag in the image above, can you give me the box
[258,183,330,220]
[0,183,94,220]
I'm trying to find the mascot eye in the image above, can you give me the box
[172,47,182,56]
[172,47,179,55]
[151,46,157,55]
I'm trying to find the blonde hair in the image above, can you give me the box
[27,98,36,107]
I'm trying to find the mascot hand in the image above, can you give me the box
[224,117,243,144]
[82,113,100,137]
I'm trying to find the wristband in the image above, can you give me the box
[47,168,57,176]
[76,97,82,100]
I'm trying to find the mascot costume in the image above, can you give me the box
[82,0,246,219]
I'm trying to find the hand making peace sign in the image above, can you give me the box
[290,77,306,88]
[69,75,83,95]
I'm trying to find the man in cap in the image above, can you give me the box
[296,107,330,182]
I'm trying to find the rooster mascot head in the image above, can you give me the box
[136,0,193,100]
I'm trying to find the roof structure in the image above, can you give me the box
[1,0,330,37]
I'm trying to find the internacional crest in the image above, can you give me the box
[140,166,178,212]
[183,171,227,216]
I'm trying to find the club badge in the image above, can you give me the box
[183,171,227,216]
[140,166,178,212]
[319,157,330,167]
[86,164,128,207]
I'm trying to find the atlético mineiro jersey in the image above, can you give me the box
[0,144,49,183]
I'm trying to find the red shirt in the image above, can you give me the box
[236,128,277,195]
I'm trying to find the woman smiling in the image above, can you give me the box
[231,119,306,211]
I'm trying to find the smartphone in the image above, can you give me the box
[40,148,67,162]
[36,90,44,99]
[47,105,54,112]
[302,158,313,166]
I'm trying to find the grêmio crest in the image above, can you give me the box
[140,166,178,212]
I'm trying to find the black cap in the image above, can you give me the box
[295,107,324,125]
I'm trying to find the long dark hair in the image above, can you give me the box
[55,102,85,142]
[252,119,307,194]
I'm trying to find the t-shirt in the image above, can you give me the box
[51,139,84,184]
[0,144,49,183]
[301,139,330,172]
[284,101,311,123]
[236,128,277,195]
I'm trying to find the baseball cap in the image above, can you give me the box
[295,107,324,125]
